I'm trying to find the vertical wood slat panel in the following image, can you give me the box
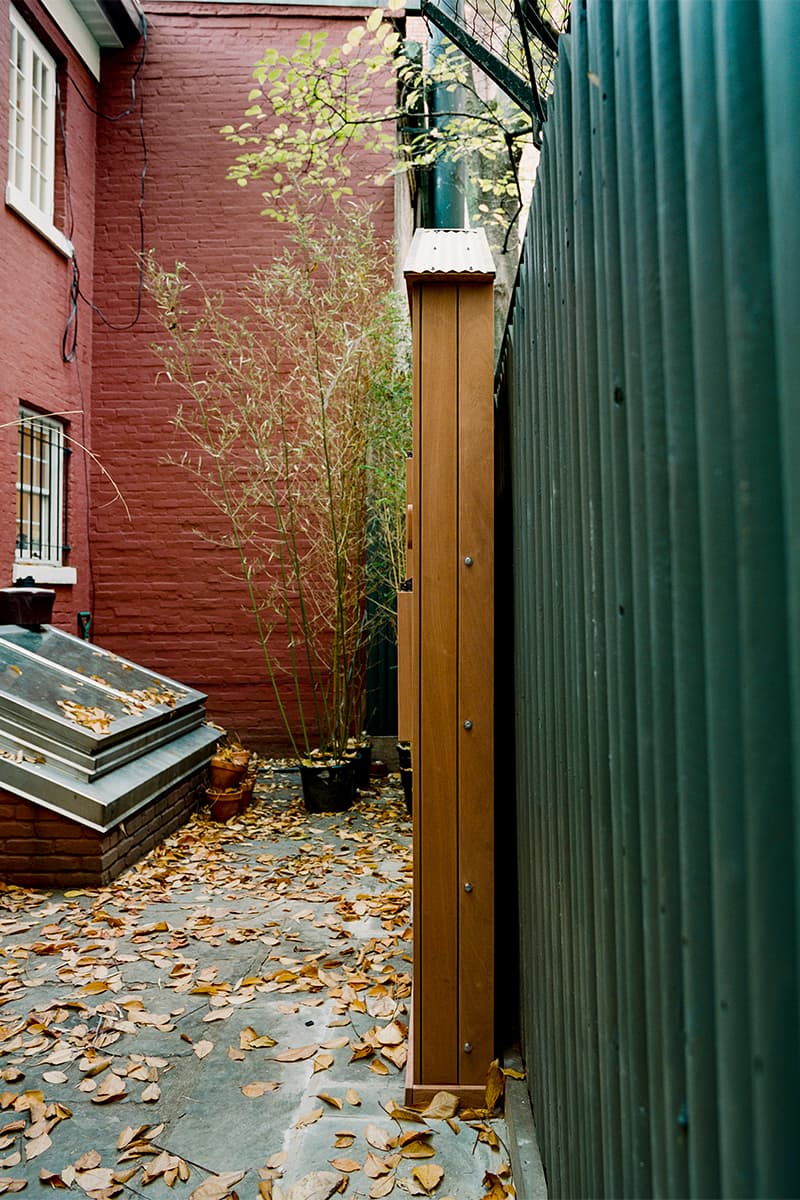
[414,283,459,1088]
[457,280,495,1084]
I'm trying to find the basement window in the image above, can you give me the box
[15,408,76,585]
[6,6,72,256]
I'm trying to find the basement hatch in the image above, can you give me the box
[0,625,217,830]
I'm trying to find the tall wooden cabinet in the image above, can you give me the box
[401,229,496,1103]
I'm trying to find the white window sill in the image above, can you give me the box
[5,186,74,258]
[14,562,77,585]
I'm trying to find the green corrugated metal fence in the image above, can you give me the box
[497,1,800,1194]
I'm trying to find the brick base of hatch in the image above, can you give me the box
[0,771,207,889]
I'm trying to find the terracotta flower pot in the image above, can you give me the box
[207,787,242,822]
[209,756,246,790]
[238,774,256,813]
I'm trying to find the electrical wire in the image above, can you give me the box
[60,15,149,362]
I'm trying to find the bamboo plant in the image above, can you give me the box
[146,201,409,762]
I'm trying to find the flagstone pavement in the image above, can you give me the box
[0,765,514,1200]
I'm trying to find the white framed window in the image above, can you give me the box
[15,408,75,583]
[6,7,72,256]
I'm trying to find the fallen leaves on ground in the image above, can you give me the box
[0,761,509,1196]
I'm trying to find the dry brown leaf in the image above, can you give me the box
[0,1182,27,1193]
[382,1101,427,1125]
[41,1071,68,1085]
[484,1060,505,1111]
[375,1022,405,1046]
[242,1082,279,1098]
[202,1007,233,1023]
[24,1132,51,1161]
[240,1028,277,1050]
[258,1183,273,1200]
[370,1174,396,1199]
[312,1054,334,1074]
[364,1153,393,1180]
[345,1089,361,1107]
[75,1151,102,1171]
[295,1107,324,1128]
[401,1140,436,1160]
[194,1040,214,1060]
[381,1044,408,1070]
[91,1073,127,1104]
[365,1125,395,1152]
[74,1167,116,1191]
[274,1044,319,1063]
[0,1152,21,1169]
[188,1170,246,1200]
[333,1133,355,1149]
[329,1158,360,1173]
[277,1171,342,1200]
[420,1092,459,1120]
[317,1094,342,1109]
[369,1060,390,1076]
[141,1082,161,1103]
[411,1164,444,1194]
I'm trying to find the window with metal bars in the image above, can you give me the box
[6,7,72,255]
[16,409,67,568]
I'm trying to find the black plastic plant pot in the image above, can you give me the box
[350,743,372,790]
[400,767,412,816]
[396,741,412,772]
[300,760,356,813]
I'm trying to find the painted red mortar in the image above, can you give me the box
[0,769,207,888]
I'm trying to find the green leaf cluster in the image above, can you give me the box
[221,5,534,229]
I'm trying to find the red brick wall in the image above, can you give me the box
[89,3,396,752]
[0,1,98,625]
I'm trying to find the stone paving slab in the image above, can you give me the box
[0,766,514,1199]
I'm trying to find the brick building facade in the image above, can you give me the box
[1,0,398,751]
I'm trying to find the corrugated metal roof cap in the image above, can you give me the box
[404,228,495,281]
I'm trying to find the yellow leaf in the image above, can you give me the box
[274,1044,319,1062]
[91,1073,127,1104]
[241,1081,279,1097]
[401,1140,436,1159]
[375,1022,405,1046]
[485,1060,505,1111]
[188,1170,246,1200]
[365,1125,394,1152]
[370,1174,396,1198]
[295,1107,324,1128]
[75,1151,101,1171]
[369,1059,390,1076]
[329,1157,360,1173]
[421,1092,460,1120]
[24,1132,51,1161]
[411,1163,445,1193]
